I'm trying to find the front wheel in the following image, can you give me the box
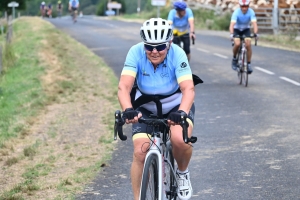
[140,154,159,200]
[241,52,248,87]
[164,144,177,200]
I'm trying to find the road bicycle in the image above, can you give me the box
[232,35,257,87]
[114,110,197,200]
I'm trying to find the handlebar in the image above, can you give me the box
[114,110,196,144]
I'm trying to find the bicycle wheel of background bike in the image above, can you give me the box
[165,144,176,200]
[140,154,159,200]
[242,53,248,87]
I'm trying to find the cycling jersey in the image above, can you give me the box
[168,8,194,36]
[69,0,79,8]
[231,8,257,31]
[121,42,193,115]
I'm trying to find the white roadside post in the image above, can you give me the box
[8,1,19,20]
[272,0,278,35]
[151,0,166,18]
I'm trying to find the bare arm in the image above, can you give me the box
[178,80,195,114]
[252,21,258,34]
[229,21,236,34]
[188,18,195,33]
[118,75,135,111]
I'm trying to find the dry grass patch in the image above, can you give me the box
[0,17,119,199]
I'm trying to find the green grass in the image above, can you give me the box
[0,21,47,146]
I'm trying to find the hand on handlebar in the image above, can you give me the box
[122,108,142,124]
[230,33,234,42]
[254,33,259,40]
[167,110,187,126]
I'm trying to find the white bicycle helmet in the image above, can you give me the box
[42,1,45,5]
[239,0,250,6]
[140,18,173,44]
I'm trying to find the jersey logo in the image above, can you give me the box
[142,69,150,76]
[180,62,187,68]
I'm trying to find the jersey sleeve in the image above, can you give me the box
[121,46,139,78]
[167,9,175,24]
[186,8,194,20]
[231,9,238,22]
[174,48,193,84]
[250,9,257,22]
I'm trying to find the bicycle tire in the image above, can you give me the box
[237,49,243,85]
[164,144,177,200]
[140,154,159,200]
[242,51,248,87]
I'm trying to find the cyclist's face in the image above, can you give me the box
[176,9,186,18]
[240,5,249,13]
[145,43,170,67]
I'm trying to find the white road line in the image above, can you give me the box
[197,48,210,53]
[213,53,228,59]
[255,67,275,75]
[279,76,300,86]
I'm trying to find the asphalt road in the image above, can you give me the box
[49,16,300,200]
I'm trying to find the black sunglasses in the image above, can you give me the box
[144,43,168,52]
[241,5,249,8]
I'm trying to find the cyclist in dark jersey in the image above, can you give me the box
[46,3,52,18]
[57,1,63,17]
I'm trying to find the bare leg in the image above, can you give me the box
[131,137,150,200]
[245,39,252,62]
[233,38,241,57]
[170,124,193,171]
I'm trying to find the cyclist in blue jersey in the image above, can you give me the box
[118,18,199,200]
[230,0,258,74]
[69,0,79,22]
[168,1,195,62]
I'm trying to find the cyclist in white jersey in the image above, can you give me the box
[230,0,258,74]
[118,18,198,200]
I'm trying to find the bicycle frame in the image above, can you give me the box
[114,110,196,200]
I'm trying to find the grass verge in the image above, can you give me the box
[0,17,119,199]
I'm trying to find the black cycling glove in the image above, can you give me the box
[168,110,187,124]
[123,108,139,120]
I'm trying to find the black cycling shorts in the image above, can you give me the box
[233,28,251,38]
[172,33,191,55]
[132,103,195,138]
[71,7,77,11]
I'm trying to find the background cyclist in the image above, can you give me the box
[118,18,196,200]
[57,0,63,17]
[230,0,258,74]
[40,2,46,18]
[168,1,195,62]
[69,0,79,22]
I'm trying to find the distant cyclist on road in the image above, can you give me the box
[69,0,79,22]
[230,0,258,74]
[46,3,53,18]
[57,0,63,17]
[40,2,46,18]
[168,1,195,62]
[118,18,200,200]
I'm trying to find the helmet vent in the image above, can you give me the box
[154,30,158,40]
[140,30,146,42]
[166,29,172,40]
[161,30,164,41]
[147,30,151,40]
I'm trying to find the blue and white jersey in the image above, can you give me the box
[168,8,194,35]
[69,0,79,8]
[121,43,193,114]
[231,8,256,31]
